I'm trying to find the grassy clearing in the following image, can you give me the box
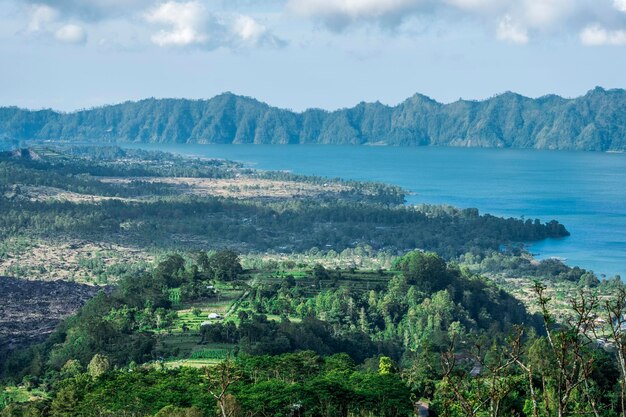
[162,359,223,368]
[263,314,302,323]
[156,330,234,361]
[254,267,395,297]
[189,347,232,360]
[1,386,47,405]
[156,332,202,358]
[169,288,244,332]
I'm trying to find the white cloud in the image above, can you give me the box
[54,23,87,44]
[145,1,210,47]
[444,0,498,11]
[580,24,626,45]
[26,4,58,33]
[23,3,87,45]
[145,1,285,49]
[615,0,626,12]
[232,14,287,47]
[290,0,418,17]
[288,0,424,30]
[233,15,266,42]
[497,15,528,44]
[520,0,572,27]
[288,0,626,45]
[15,0,626,48]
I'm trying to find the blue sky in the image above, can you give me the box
[2,0,626,112]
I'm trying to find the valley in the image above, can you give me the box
[0,145,622,417]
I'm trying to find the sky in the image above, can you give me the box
[2,0,626,112]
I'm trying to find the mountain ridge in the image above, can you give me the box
[1,87,625,151]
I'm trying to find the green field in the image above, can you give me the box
[1,386,47,406]
[153,267,394,362]
[155,281,246,362]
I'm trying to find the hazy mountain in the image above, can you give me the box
[1,87,625,151]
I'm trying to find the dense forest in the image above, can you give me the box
[2,250,625,417]
[0,147,568,256]
[1,87,626,151]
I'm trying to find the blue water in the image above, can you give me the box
[114,144,626,278]
[0,142,18,151]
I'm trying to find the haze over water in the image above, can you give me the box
[126,144,626,279]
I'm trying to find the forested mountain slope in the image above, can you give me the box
[1,87,625,150]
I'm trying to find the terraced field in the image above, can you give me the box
[152,267,396,367]
[156,285,243,364]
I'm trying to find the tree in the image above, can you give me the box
[206,353,242,417]
[524,282,600,417]
[60,359,83,379]
[312,264,329,281]
[379,356,396,375]
[207,250,243,282]
[196,251,210,273]
[604,285,626,417]
[282,275,296,290]
[155,254,186,288]
[87,354,110,378]
[154,405,204,417]
[50,374,92,416]
[394,251,451,292]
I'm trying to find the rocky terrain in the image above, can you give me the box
[0,276,101,352]
[0,238,152,283]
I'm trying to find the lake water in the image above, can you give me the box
[123,144,626,279]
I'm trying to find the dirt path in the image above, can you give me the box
[223,275,259,318]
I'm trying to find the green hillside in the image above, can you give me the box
[1,87,625,150]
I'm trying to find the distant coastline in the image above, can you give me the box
[117,143,626,278]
